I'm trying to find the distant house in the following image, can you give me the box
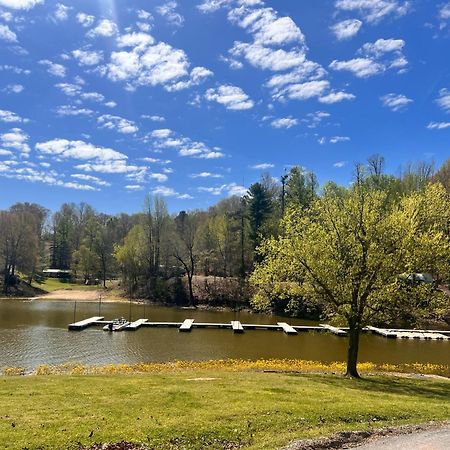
[42,269,72,279]
[404,273,435,285]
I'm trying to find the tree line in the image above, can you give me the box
[1,156,449,308]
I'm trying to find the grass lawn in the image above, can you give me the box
[31,278,110,292]
[1,370,449,449]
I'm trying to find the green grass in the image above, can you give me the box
[31,278,109,292]
[1,370,449,449]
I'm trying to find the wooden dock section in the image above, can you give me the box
[68,316,104,330]
[320,324,347,337]
[277,322,298,335]
[68,317,450,341]
[179,319,195,332]
[126,319,148,330]
[231,320,244,333]
[366,326,398,339]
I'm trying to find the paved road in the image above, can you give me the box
[350,426,450,449]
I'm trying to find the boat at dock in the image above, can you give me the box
[103,318,130,332]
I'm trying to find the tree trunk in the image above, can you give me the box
[345,321,361,378]
[187,272,196,307]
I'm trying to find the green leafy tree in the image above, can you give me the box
[251,183,450,378]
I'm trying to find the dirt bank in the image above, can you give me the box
[33,289,126,302]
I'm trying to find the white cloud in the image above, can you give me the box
[333,161,347,168]
[427,122,450,130]
[302,111,330,128]
[53,3,70,22]
[198,182,247,197]
[36,139,127,162]
[190,172,223,178]
[250,163,274,170]
[87,19,118,38]
[151,128,172,138]
[0,23,17,42]
[0,0,43,10]
[329,136,350,144]
[71,173,111,186]
[104,101,117,108]
[55,105,94,116]
[329,58,383,78]
[0,65,31,75]
[330,19,362,40]
[205,85,254,110]
[319,91,355,104]
[3,84,24,94]
[149,172,168,182]
[156,1,184,27]
[361,38,405,57]
[270,117,297,129]
[335,0,410,23]
[0,128,30,155]
[97,114,138,134]
[150,128,225,159]
[0,109,28,123]
[76,160,143,174]
[72,49,103,66]
[151,185,190,199]
[39,59,66,77]
[104,33,212,92]
[436,88,450,112]
[380,93,413,111]
[76,12,95,27]
[142,114,165,122]
[330,38,407,78]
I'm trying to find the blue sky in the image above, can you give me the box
[0,0,449,213]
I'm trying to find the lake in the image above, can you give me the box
[0,299,449,370]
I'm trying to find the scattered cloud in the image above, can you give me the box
[103,32,212,92]
[380,93,413,111]
[142,114,165,122]
[0,128,30,155]
[335,0,410,24]
[72,49,104,66]
[0,65,31,75]
[87,19,118,38]
[0,23,17,42]
[97,114,138,134]
[71,173,111,186]
[198,182,247,197]
[333,161,347,168]
[270,117,298,129]
[52,3,70,22]
[190,172,223,178]
[55,105,94,116]
[76,12,95,27]
[156,1,184,27]
[0,0,43,10]
[39,59,66,77]
[205,85,254,110]
[3,84,24,94]
[250,163,274,170]
[330,38,407,78]
[427,121,450,130]
[149,128,225,159]
[330,19,362,40]
[319,136,350,144]
[436,88,450,112]
[0,109,29,123]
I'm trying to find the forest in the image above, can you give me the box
[1,156,450,327]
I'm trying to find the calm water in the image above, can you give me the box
[0,299,449,370]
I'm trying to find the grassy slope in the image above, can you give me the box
[31,278,107,292]
[1,371,449,450]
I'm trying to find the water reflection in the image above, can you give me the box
[0,299,448,369]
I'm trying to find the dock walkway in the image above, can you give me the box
[67,317,450,341]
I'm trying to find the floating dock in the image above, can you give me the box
[67,317,450,341]
[68,316,104,330]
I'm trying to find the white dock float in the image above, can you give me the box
[396,331,449,340]
[231,320,244,333]
[68,316,104,330]
[179,319,194,332]
[366,326,397,339]
[320,324,347,337]
[277,322,298,335]
[126,318,148,330]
